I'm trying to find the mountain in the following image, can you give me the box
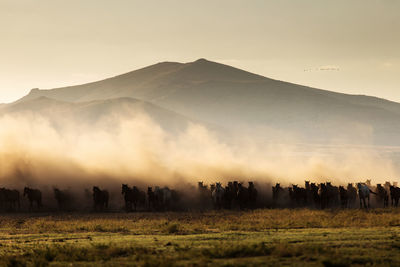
[12,59,400,145]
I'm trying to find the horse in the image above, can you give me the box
[223,184,234,209]
[147,187,157,210]
[292,185,307,207]
[23,187,42,210]
[326,182,339,207]
[236,183,249,209]
[53,188,72,211]
[357,183,376,209]
[92,186,109,211]
[347,183,357,208]
[211,182,225,209]
[155,186,172,210]
[339,186,348,208]
[248,182,258,208]
[390,185,400,207]
[122,184,134,212]
[288,187,295,207]
[197,182,210,208]
[375,184,389,208]
[135,186,147,210]
[310,183,320,208]
[272,183,288,208]
[305,181,313,205]
[0,188,20,211]
[318,183,329,209]
[122,184,144,212]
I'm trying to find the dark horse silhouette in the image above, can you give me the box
[23,187,42,210]
[248,182,258,208]
[122,184,145,212]
[147,187,157,210]
[53,188,73,211]
[318,183,329,209]
[376,184,389,208]
[93,186,109,211]
[347,183,357,208]
[390,185,400,207]
[272,183,285,207]
[0,188,20,211]
[339,186,348,208]
[292,185,307,207]
[236,183,249,209]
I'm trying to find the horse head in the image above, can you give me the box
[122,184,129,194]
[210,184,216,191]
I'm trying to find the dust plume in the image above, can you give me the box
[0,105,399,194]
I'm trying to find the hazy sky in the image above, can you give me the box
[0,0,399,103]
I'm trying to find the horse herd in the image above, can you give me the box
[272,180,400,209]
[0,179,399,212]
[198,181,258,210]
[0,185,183,212]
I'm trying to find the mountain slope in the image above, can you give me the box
[13,59,400,145]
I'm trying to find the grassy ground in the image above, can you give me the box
[1,209,400,266]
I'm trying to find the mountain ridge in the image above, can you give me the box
[18,59,400,113]
[8,58,400,145]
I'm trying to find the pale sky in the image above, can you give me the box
[0,0,399,103]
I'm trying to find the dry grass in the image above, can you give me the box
[1,209,400,266]
[1,208,400,235]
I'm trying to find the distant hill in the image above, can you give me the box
[11,59,400,145]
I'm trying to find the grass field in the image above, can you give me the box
[1,209,400,266]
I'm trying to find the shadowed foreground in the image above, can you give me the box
[1,209,400,266]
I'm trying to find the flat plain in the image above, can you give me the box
[1,209,400,266]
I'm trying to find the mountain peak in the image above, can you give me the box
[193,58,209,63]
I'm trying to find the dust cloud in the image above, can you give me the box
[0,108,399,194]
